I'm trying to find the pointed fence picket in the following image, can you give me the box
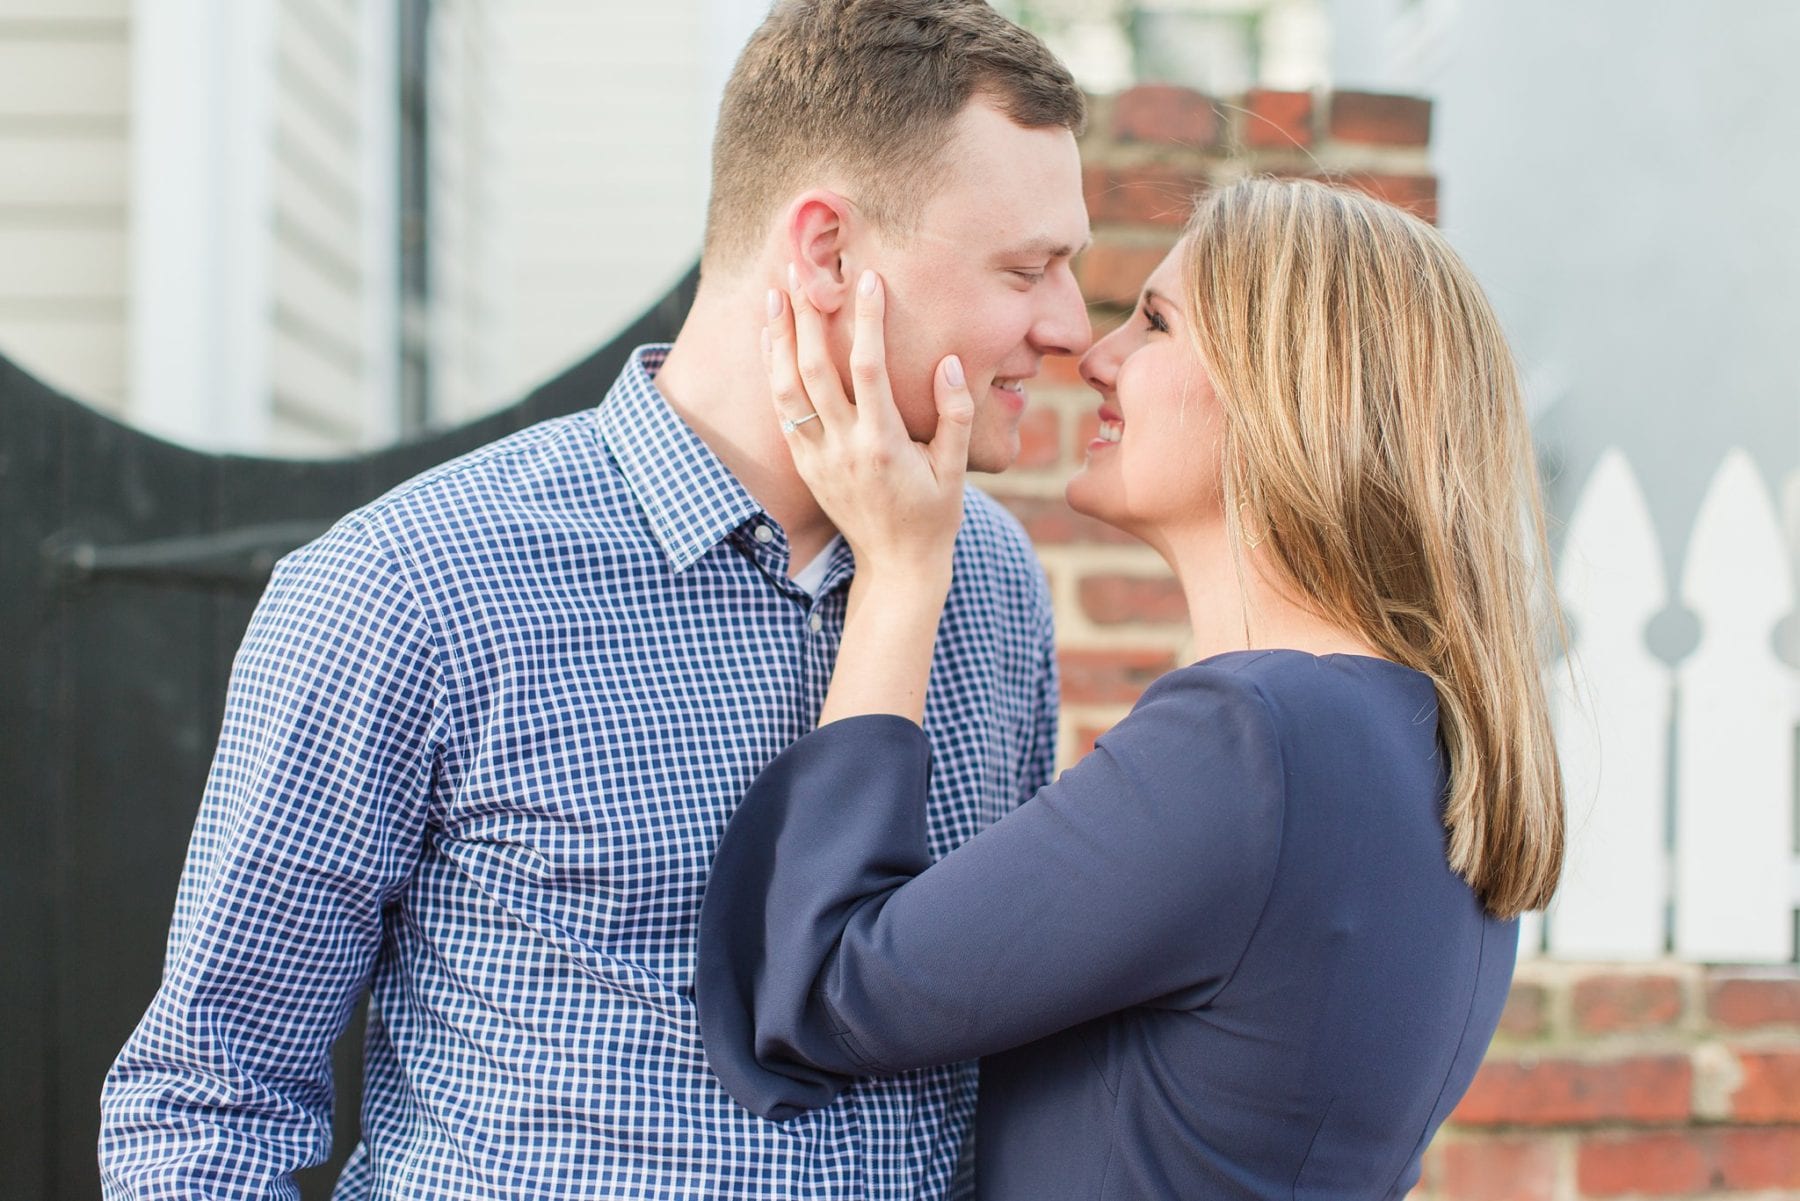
[1546,449,1672,960]
[1533,447,1800,964]
[1673,451,1796,961]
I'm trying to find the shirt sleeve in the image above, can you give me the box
[696,664,1286,1122]
[99,519,447,1201]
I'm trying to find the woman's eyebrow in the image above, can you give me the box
[1143,287,1181,313]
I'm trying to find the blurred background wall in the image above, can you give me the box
[0,0,765,452]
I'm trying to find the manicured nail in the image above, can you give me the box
[767,289,782,320]
[859,269,877,297]
[944,355,964,388]
[787,263,800,292]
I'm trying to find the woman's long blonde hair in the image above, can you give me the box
[1185,178,1563,919]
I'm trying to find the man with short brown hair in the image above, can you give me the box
[101,3,1091,1196]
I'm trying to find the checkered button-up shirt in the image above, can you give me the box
[99,346,1060,1200]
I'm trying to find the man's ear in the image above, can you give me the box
[784,190,857,315]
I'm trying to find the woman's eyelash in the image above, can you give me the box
[1145,309,1170,334]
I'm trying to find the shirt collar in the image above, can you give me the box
[599,345,766,573]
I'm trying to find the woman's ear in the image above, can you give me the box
[784,190,857,315]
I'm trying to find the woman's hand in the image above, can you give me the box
[765,265,973,587]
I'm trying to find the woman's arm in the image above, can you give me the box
[697,666,1286,1121]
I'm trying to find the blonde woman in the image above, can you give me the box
[696,178,1564,1199]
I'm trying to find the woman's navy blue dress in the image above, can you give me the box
[697,650,1516,1199]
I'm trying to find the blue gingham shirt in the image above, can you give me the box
[99,346,1059,1200]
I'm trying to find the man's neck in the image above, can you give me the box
[652,277,840,568]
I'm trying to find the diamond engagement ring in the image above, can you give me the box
[780,412,821,434]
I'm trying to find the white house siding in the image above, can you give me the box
[269,0,371,452]
[0,0,131,414]
[3,0,758,449]
[492,1,712,407]
[423,0,504,427]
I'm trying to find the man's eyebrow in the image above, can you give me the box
[993,234,1094,261]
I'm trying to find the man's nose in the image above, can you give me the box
[1032,270,1092,359]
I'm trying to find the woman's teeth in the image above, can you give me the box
[994,380,1025,395]
[1096,420,1123,443]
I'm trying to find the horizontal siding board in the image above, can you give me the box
[0,133,126,205]
[270,151,362,278]
[283,0,359,76]
[0,18,127,40]
[276,5,359,141]
[272,304,361,383]
[0,203,123,226]
[271,112,362,235]
[0,39,127,118]
[0,113,124,138]
[274,47,359,167]
[270,325,364,442]
[0,0,127,19]
[0,226,125,301]
[271,238,364,366]
[0,296,122,320]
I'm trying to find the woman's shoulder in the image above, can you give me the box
[1150,649,1435,724]
[1090,658,1292,797]
[1084,651,1440,802]
[1103,650,1437,783]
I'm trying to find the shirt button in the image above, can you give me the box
[754,524,775,544]
[808,613,824,633]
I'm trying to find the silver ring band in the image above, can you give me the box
[780,412,821,434]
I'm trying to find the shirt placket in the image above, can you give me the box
[734,519,846,703]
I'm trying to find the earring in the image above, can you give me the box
[1237,498,1267,549]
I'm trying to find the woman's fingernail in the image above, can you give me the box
[859,269,877,297]
[944,355,964,388]
[767,289,781,320]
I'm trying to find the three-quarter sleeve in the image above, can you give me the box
[696,664,1286,1122]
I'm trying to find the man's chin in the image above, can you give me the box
[963,427,1020,476]
[968,457,1018,477]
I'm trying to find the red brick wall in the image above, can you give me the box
[993,85,1800,1199]
[1424,965,1800,1199]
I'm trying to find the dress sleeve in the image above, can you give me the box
[696,665,1286,1122]
[98,520,446,1200]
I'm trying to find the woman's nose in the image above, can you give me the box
[1079,326,1126,392]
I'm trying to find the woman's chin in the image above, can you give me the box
[1066,477,1150,548]
[1064,473,1114,526]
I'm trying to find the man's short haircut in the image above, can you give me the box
[703,0,1085,271]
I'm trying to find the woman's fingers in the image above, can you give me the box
[927,354,975,485]
[759,265,967,572]
[786,265,855,428]
[847,270,904,436]
[763,287,822,441]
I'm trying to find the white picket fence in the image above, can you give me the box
[1523,447,1800,964]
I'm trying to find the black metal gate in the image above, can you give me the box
[0,272,696,1199]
